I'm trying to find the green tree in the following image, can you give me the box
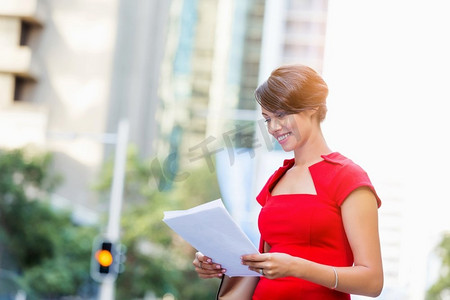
[427,233,450,299]
[0,148,97,299]
[95,146,221,299]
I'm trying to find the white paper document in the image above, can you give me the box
[163,199,260,277]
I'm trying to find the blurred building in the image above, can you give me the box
[259,0,328,79]
[0,0,171,223]
[158,0,266,167]
[0,0,46,146]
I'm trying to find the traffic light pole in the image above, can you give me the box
[99,119,129,300]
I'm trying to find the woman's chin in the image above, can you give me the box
[278,142,294,152]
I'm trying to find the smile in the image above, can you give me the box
[277,133,292,142]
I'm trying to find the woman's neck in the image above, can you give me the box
[293,130,332,167]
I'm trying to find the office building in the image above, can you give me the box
[0,0,170,222]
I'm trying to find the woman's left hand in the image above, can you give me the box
[241,252,297,279]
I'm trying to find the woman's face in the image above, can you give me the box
[261,107,316,152]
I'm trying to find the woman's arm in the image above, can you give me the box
[336,186,383,296]
[242,187,383,297]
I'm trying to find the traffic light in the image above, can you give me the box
[91,238,118,282]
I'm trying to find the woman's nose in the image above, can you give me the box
[268,118,282,133]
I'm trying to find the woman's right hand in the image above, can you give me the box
[193,252,226,278]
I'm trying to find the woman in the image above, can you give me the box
[193,64,383,299]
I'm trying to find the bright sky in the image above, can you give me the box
[322,0,450,297]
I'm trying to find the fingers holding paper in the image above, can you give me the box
[241,252,296,279]
[193,251,226,279]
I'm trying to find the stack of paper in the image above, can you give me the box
[163,199,260,277]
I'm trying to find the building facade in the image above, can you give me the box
[0,0,170,223]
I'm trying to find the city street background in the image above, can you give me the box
[1,0,449,299]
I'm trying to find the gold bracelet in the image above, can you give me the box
[331,267,338,290]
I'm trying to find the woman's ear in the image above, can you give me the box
[305,107,319,118]
[306,107,323,123]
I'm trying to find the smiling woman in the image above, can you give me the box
[193,64,383,300]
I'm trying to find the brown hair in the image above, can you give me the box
[254,64,328,122]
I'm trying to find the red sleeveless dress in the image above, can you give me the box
[252,152,381,300]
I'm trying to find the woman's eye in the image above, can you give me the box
[264,118,271,123]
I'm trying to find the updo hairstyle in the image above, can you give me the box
[254,64,328,122]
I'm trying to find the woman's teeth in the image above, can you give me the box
[277,133,291,141]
